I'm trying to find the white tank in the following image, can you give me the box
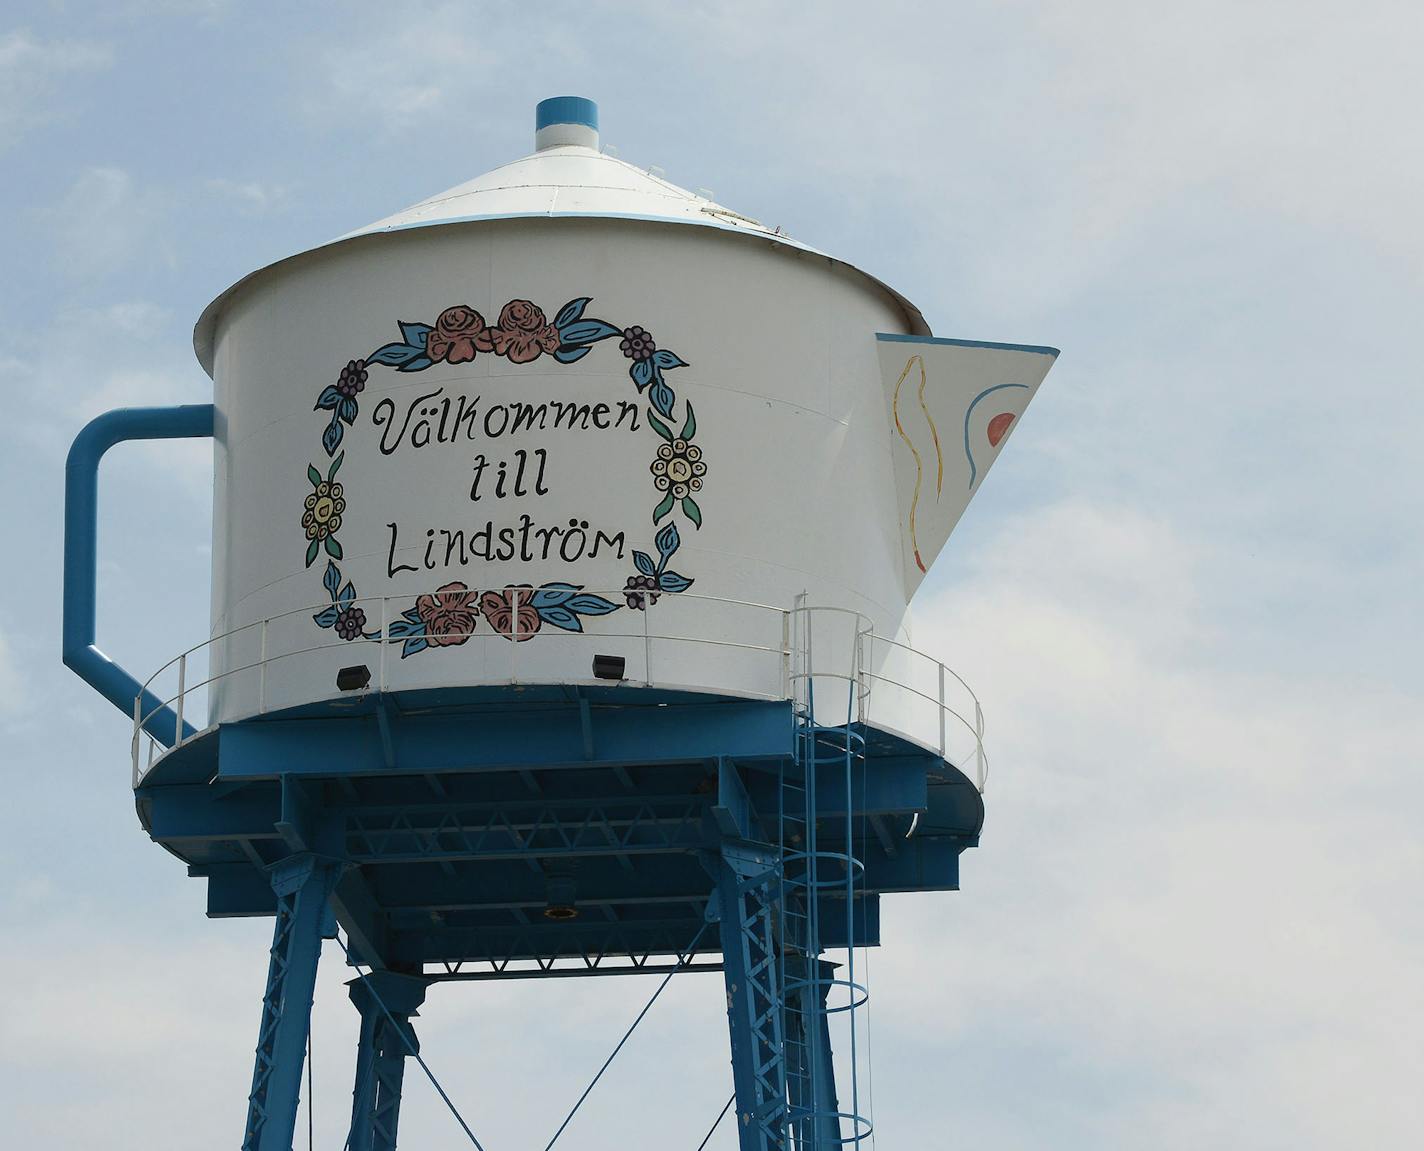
[194,98,1054,747]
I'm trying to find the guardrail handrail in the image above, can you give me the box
[132,591,988,792]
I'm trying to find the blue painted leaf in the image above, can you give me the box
[658,570,693,593]
[633,550,657,577]
[323,561,341,598]
[306,538,320,567]
[537,605,583,632]
[313,605,340,628]
[399,321,432,349]
[631,359,654,390]
[396,355,433,373]
[680,402,696,441]
[401,635,429,658]
[307,463,321,487]
[338,582,356,607]
[325,535,343,559]
[646,411,675,442]
[401,607,424,624]
[314,385,342,411]
[531,583,578,608]
[559,319,621,344]
[554,345,592,364]
[327,451,344,480]
[650,379,675,420]
[654,522,680,561]
[566,594,618,616]
[338,396,359,425]
[369,342,424,366]
[322,417,344,457]
[681,496,703,529]
[653,492,676,523]
[652,349,688,370]
[554,297,591,328]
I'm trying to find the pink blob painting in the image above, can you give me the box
[986,412,1015,447]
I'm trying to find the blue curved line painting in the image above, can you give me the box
[963,383,1029,489]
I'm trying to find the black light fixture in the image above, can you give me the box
[592,653,625,681]
[336,664,372,692]
[543,872,579,920]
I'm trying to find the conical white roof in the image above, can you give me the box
[341,143,819,253]
[195,98,927,372]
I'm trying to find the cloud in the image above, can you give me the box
[206,177,291,217]
[870,498,1424,1147]
[48,166,176,281]
[0,625,28,722]
[0,29,112,151]
[298,3,590,139]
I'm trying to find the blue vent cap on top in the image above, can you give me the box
[536,96,598,132]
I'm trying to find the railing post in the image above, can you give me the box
[643,594,651,686]
[175,653,186,746]
[259,618,268,715]
[511,592,519,681]
[975,699,986,790]
[780,610,791,700]
[938,662,947,760]
[132,694,142,786]
[378,597,388,693]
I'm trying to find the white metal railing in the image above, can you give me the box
[132,590,988,791]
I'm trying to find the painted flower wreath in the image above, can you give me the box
[302,295,703,658]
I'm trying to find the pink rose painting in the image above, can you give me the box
[488,300,561,364]
[415,582,479,646]
[426,306,493,365]
[480,586,541,641]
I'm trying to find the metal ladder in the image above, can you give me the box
[781,603,873,1148]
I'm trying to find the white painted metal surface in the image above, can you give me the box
[193,100,1052,728]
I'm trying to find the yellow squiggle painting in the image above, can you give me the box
[891,354,943,573]
[917,356,943,497]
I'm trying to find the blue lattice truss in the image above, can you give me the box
[136,685,983,1149]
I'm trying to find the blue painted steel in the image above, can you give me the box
[242,855,340,1151]
[536,96,598,131]
[713,840,787,1150]
[347,972,427,1151]
[348,1005,379,1151]
[63,404,213,746]
[216,697,795,778]
[875,331,1061,357]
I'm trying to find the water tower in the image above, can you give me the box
[62,97,1056,1149]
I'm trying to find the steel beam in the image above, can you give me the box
[713,840,786,1150]
[218,699,795,779]
[241,854,339,1151]
[346,972,427,1151]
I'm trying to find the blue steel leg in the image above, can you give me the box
[715,840,787,1150]
[347,1008,379,1151]
[346,972,428,1151]
[806,958,843,1149]
[242,855,339,1151]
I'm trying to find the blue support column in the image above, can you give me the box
[714,840,787,1150]
[805,958,843,1150]
[346,972,428,1151]
[347,1008,379,1151]
[242,855,340,1151]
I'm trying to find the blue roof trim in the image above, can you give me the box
[536,96,598,130]
[63,405,213,748]
[876,332,1060,357]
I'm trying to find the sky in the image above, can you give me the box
[2,1,1421,1147]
